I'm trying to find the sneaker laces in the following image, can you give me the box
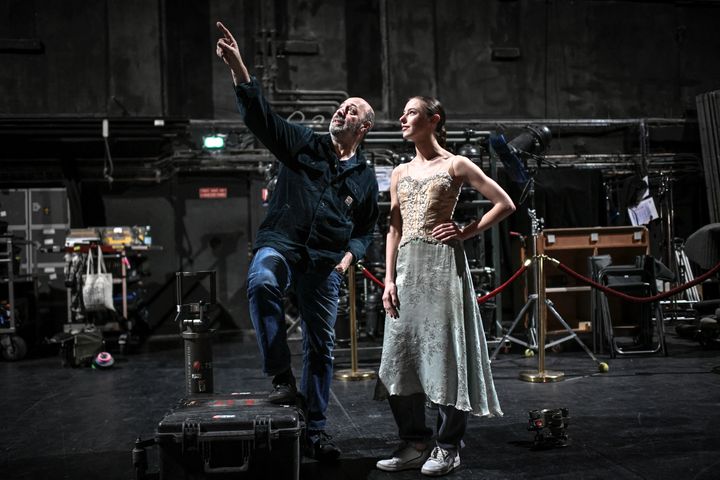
[429,446,450,462]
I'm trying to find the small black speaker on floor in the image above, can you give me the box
[528,408,570,449]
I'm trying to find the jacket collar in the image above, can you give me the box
[319,134,368,176]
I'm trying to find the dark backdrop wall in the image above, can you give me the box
[3,0,719,118]
[1,0,718,330]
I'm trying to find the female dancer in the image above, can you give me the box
[376,96,515,476]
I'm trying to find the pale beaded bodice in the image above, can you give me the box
[397,170,461,247]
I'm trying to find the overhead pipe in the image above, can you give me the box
[363,129,490,144]
[187,117,690,132]
[268,99,341,108]
[367,118,690,129]
[272,82,349,102]
[445,118,690,127]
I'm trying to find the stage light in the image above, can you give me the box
[489,125,551,183]
[458,129,483,164]
[458,143,482,163]
[202,134,226,150]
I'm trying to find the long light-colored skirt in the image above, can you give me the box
[378,239,502,417]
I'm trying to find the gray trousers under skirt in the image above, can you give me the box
[389,393,468,451]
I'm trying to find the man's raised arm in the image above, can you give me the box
[216,21,250,85]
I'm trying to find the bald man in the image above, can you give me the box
[216,22,379,462]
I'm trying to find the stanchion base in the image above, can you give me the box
[334,369,377,381]
[519,370,565,383]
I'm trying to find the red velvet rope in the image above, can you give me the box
[359,256,720,307]
[357,263,385,289]
[554,260,720,303]
[359,261,530,306]
[477,263,529,304]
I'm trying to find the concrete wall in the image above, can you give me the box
[2,0,719,119]
[2,0,717,331]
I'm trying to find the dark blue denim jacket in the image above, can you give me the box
[235,77,379,271]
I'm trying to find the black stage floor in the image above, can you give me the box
[2,331,720,480]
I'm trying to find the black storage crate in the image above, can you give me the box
[155,393,303,480]
[48,329,104,367]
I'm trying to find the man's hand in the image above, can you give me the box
[334,252,354,275]
[216,21,250,84]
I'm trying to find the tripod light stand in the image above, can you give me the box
[488,126,603,382]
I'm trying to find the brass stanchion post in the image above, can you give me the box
[520,254,564,383]
[335,265,376,381]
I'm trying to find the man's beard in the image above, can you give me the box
[330,118,360,137]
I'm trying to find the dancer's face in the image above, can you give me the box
[399,98,436,142]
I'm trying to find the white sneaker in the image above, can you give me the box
[376,442,430,472]
[421,446,460,476]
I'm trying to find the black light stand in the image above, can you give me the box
[489,174,540,352]
[487,126,604,381]
[489,174,563,381]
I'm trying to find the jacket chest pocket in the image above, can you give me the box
[339,180,363,215]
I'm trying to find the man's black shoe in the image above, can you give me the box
[267,382,297,405]
[306,431,341,462]
[267,370,297,405]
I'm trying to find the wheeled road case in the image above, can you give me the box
[133,272,303,479]
[153,392,303,479]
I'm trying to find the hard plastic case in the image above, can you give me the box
[155,392,303,480]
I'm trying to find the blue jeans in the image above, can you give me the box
[247,247,342,432]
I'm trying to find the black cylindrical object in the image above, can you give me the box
[364,291,381,337]
[335,288,350,347]
[132,437,149,480]
[365,226,386,267]
[478,299,496,335]
[175,271,217,395]
[183,330,214,394]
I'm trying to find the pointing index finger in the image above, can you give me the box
[216,21,236,43]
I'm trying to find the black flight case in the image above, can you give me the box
[133,272,304,480]
[154,392,303,479]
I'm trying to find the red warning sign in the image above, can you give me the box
[199,187,228,199]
